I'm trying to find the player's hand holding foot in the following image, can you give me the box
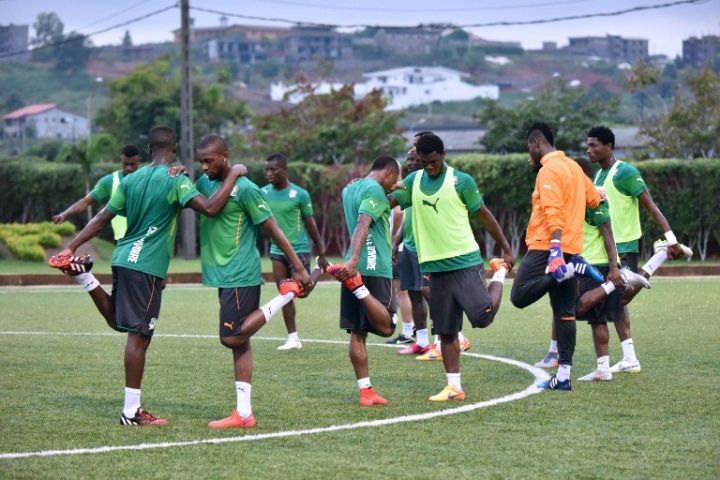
[48,248,94,276]
[547,240,572,282]
[607,265,624,288]
[316,254,329,272]
[501,248,515,272]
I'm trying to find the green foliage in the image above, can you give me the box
[53,33,91,74]
[95,59,253,149]
[0,157,116,223]
[641,69,720,158]
[253,84,406,165]
[87,133,120,164]
[474,78,620,154]
[0,222,74,261]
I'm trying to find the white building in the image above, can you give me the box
[270,66,499,111]
[3,104,89,140]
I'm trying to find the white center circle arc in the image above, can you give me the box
[0,332,551,460]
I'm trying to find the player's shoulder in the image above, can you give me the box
[289,182,309,196]
[615,160,641,177]
[451,169,476,186]
[403,170,419,183]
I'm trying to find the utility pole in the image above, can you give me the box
[179,0,196,258]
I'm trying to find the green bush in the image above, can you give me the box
[0,222,76,261]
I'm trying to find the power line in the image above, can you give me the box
[0,4,177,59]
[246,0,597,13]
[73,0,154,32]
[190,0,708,29]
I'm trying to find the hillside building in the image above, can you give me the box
[3,104,89,140]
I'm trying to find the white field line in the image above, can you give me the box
[0,332,550,460]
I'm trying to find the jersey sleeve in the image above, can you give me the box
[585,201,611,227]
[299,188,314,218]
[390,172,416,209]
[455,172,484,213]
[358,184,388,222]
[106,182,126,216]
[174,175,201,206]
[89,174,113,204]
[242,185,274,225]
[613,163,648,197]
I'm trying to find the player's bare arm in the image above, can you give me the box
[63,207,116,254]
[638,191,683,259]
[598,221,623,288]
[53,194,98,224]
[338,214,372,281]
[187,164,246,217]
[262,217,312,290]
[475,205,515,270]
[304,215,329,270]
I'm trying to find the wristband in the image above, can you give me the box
[664,231,677,246]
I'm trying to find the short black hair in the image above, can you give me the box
[266,152,288,168]
[370,155,400,173]
[527,122,555,147]
[149,126,177,150]
[416,134,444,155]
[413,130,434,138]
[121,144,140,158]
[587,126,615,149]
[197,134,228,153]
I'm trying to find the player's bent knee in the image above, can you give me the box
[468,308,496,329]
[219,335,246,349]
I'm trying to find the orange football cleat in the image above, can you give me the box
[208,410,257,429]
[359,387,388,406]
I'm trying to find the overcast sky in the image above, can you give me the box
[1,0,718,58]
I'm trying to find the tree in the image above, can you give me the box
[253,84,406,165]
[642,69,720,159]
[53,33,91,74]
[95,59,253,150]
[31,12,64,62]
[31,12,64,47]
[474,78,620,154]
[122,30,133,47]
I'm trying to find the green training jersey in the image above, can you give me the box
[198,175,273,288]
[595,161,647,254]
[261,182,313,256]
[391,166,484,272]
[90,171,122,204]
[402,205,416,252]
[107,165,200,279]
[341,177,392,278]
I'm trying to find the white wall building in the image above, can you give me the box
[3,104,89,140]
[270,66,499,111]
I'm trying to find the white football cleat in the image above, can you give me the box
[620,267,651,289]
[577,369,613,381]
[277,338,302,350]
[653,239,693,258]
[609,359,641,373]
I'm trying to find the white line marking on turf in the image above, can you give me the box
[0,331,549,460]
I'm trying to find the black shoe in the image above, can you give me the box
[386,334,413,345]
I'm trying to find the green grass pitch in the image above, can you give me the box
[0,278,718,479]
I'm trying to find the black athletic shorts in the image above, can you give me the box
[218,286,261,337]
[429,264,495,335]
[270,252,311,276]
[576,266,625,325]
[340,276,397,336]
[112,266,162,337]
[620,252,639,273]
[398,247,430,292]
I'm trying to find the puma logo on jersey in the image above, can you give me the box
[231,186,238,197]
[289,189,298,198]
[422,198,440,214]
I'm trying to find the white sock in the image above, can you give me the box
[490,266,507,283]
[402,322,414,339]
[641,250,668,276]
[73,272,99,292]
[601,281,616,295]
[416,328,429,347]
[352,285,370,299]
[260,292,295,322]
[447,373,462,390]
[549,340,558,354]
[235,381,252,418]
[434,336,441,352]
[288,331,299,342]
[123,387,141,418]
[621,339,638,363]
[556,364,571,382]
[458,331,466,345]
[357,377,372,389]
[597,355,610,373]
